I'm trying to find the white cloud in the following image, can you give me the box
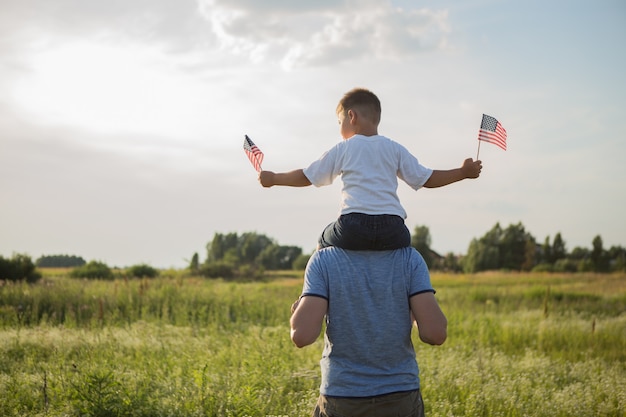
[198,0,450,68]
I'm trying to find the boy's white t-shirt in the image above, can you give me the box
[303,134,433,218]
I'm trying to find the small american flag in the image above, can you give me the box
[243,135,264,172]
[478,114,507,151]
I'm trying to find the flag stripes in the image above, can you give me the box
[478,114,507,151]
[243,135,264,172]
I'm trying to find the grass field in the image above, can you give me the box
[0,270,624,416]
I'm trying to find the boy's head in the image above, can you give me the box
[336,88,381,126]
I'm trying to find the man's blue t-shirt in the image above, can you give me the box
[302,246,435,397]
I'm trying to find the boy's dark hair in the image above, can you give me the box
[336,88,381,124]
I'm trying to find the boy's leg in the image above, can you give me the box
[319,214,378,250]
[319,214,410,250]
[375,216,411,249]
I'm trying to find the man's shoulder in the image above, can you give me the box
[315,246,421,264]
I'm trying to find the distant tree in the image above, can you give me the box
[608,245,626,272]
[591,235,610,272]
[569,246,589,261]
[127,264,159,278]
[36,254,86,268]
[553,258,578,273]
[500,223,534,270]
[70,261,113,280]
[189,252,199,273]
[541,236,552,264]
[0,253,41,283]
[203,231,304,276]
[240,232,274,264]
[200,261,235,279]
[441,252,462,273]
[257,244,302,270]
[292,254,311,270]
[522,238,537,271]
[206,232,239,263]
[411,225,433,268]
[463,222,536,272]
[552,233,567,261]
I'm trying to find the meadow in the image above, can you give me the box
[0,270,624,417]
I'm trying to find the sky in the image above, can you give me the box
[1,0,625,269]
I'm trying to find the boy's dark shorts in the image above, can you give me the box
[318,213,411,251]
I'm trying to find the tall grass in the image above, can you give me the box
[0,271,624,416]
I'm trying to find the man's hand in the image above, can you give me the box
[291,297,301,314]
[461,158,482,179]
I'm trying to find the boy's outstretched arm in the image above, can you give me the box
[259,169,312,188]
[424,158,482,188]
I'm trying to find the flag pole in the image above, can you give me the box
[476,139,481,161]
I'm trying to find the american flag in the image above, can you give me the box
[478,114,507,151]
[243,135,264,172]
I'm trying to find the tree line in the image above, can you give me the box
[191,232,307,279]
[194,224,625,276]
[425,222,626,273]
[1,222,624,282]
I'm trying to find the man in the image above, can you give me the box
[290,246,447,417]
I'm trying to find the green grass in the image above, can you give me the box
[0,271,624,416]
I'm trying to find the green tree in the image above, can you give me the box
[189,252,199,273]
[541,236,553,264]
[463,222,536,272]
[464,238,500,273]
[127,264,159,278]
[552,232,567,261]
[206,232,240,263]
[36,254,86,268]
[569,246,589,261]
[411,225,433,268]
[0,253,41,283]
[441,252,462,272]
[70,261,113,280]
[591,235,609,272]
[200,261,234,279]
[203,231,304,277]
[500,223,534,270]
[240,232,273,264]
[292,254,311,270]
[608,245,626,272]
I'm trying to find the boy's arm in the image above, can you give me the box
[259,169,312,187]
[410,292,447,345]
[290,295,327,348]
[423,158,482,188]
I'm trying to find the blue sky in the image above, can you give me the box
[1,0,624,268]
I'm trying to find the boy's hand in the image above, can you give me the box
[259,170,275,187]
[461,158,482,179]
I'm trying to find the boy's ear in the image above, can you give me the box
[347,109,358,125]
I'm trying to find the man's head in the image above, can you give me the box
[336,88,381,139]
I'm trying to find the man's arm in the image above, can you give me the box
[259,169,312,187]
[410,292,447,345]
[423,158,482,188]
[290,295,328,348]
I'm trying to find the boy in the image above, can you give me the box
[259,88,482,250]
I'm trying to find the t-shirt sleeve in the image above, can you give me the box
[396,144,433,190]
[302,251,329,299]
[407,249,435,297]
[303,144,342,187]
